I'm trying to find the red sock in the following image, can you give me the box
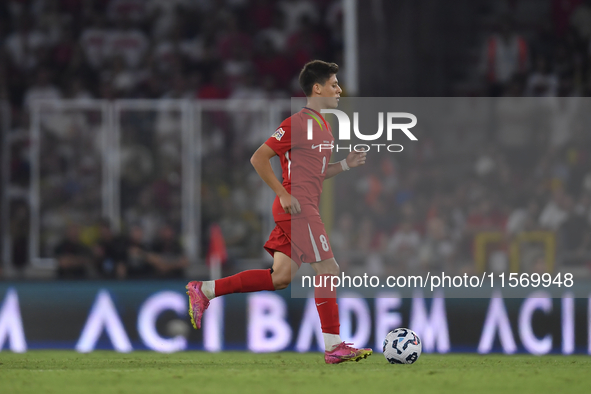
[214,269,275,297]
[315,274,340,335]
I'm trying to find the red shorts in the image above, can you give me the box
[264,216,334,266]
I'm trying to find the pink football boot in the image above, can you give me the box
[186,281,210,329]
[324,342,373,364]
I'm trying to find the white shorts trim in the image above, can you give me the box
[307,223,322,262]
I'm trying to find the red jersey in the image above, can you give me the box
[264,107,334,222]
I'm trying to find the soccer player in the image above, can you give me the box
[186,60,371,364]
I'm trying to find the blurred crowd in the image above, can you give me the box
[2,0,591,280]
[330,137,591,277]
[0,0,343,110]
[54,219,187,279]
[324,0,591,278]
[330,0,591,277]
[480,0,591,97]
[1,0,340,279]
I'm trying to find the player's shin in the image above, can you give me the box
[314,274,342,351]
[212,269,275,297]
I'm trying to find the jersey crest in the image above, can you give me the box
[272,127,285,141]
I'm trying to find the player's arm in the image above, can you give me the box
[324,150,367,179]
[251,143,301,214]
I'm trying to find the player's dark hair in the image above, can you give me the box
[299,60,339,97]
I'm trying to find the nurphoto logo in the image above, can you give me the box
[307,110,418,152]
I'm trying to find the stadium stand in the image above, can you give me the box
[1,0,591,280]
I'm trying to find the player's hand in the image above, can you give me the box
[346,150,367,168]
[279,193,301,215]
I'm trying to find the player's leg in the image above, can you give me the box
[203,250,297,296]
[270,251,300,289]
[294,217,344,352]
[186,253,296,329]
[296,216,343,351]
[186,265,277,329]
[302,213,374,363]
[310,257,342,350]
[311,257,373,363]
[186,224,297,330]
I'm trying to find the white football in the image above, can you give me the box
[383,328,422,364]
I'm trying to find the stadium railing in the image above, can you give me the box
[18,99,291,277]
[1,100,11,274]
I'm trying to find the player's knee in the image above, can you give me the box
[273,277,291,290]
[326,265,340,277]
[313,258,340,276]
[272,271,291,290]
[319,268,340,277]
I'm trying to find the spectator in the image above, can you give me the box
[418,216,456,271]
[105,17,149,69]
[503,196,544,273]
[4,16,47,70]
[152,26,185,74]
[107,0,146,23]
[325,1,343,38]
[37,0,71,45]
[559,194,591,265]
[386,220,421,271]
[278,0,319,33]
[79,16,110,69]
[124,187,163,244]
[23,68,61,109]
[51,28,76,74]
[481,15,528,95]
[9,200,29,271]
[103,56,139,95]
[330,213,354,253]
[150,223,188,278]
[543,94,580,149]
[179,31,206,65]
[355,218,378,256]
[552,0,582,37]
[54,223,92,279]
[552,42,576,79]
[247,0,275,30]
[224,44,254,89]
[495,78,536,169]
[526,56,558,96]
[197,69,231,99]
[217,13,252,61]
[539,189,572,231]
[466,199,506,233]
[254,38,293,89]
[92,219,127,279]
[261,74,288,99]
[64,78,93,100]
[463,196,507,270]
[161,73,193,99]
[256,9,289,53]
[570,0,591,41]
[506,198,542,236]
[124,224,154,279]
[286,15,327,70]
[230,71,265,100]
[146,0,192,40]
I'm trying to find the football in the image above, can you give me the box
[383,328,422,364]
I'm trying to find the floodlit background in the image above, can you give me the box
[0,0,590,354]
[2,0,591,280]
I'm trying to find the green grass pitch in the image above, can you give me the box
[1,351,590,394]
